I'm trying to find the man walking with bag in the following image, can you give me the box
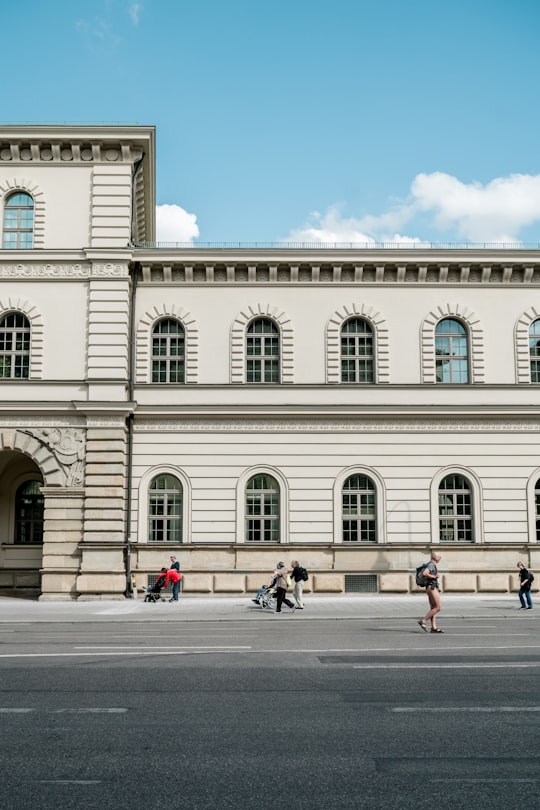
[418,552,443,633]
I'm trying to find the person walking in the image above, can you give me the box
[517,561,534,610]
[273,562,295,613]
[290,560,307,609]
[418,552,443,633]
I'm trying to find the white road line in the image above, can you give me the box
[392,706,540,712]
[73,645,252,650]
[0,708,127,713]
[354,663,540,669]
[36,780,102,784]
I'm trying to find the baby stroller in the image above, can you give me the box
[142,571,167,603]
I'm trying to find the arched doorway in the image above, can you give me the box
[0,450,44,595]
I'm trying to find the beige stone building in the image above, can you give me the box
[0,124,539,599]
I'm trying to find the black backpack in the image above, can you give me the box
[415,563,430,587]
[298,567,309,581]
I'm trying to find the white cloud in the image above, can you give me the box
[156,204,199,244]
[284,172,540,245]
[411,172,540,242]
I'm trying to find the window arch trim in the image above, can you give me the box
[0,299,44,379]
[421,305,485,384]
[137,465,192,544]
[236,465,289,544]
[136,305,198,384]
[0,179,45,248]
[333,465,386,544]
[526,468,540,544]
[326,304,389,384]
[430,466,483,544]
[231,305,294,384]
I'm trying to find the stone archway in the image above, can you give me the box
[0,428,86,600]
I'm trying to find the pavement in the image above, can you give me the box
[0,592,534,623]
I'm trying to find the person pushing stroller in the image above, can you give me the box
[142,567,168,602]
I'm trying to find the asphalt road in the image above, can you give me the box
[0,613,539,810]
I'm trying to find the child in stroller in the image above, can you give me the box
[142,568,168,602]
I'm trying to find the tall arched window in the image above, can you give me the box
[0,312,30,379]
[148,474,183,542]
[151,319,185,383]
[342,474,376,542]
[245,474,280,542]
[438,474,473,542]
[15,480,44,544]
[435,319,469,383]
[246,318,280,383]
[2,192,34,248]
[535,478,540,542]
[341,318,374,383]
[529,320,540,383]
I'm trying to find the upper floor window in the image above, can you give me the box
[435,318,469,383]
[246,318,280,383]
[438,474,473,542]
[341,318,374,383]
[342,474,377,542]
[0,312,30,379]
[15,480,44,544]
[148,474,183,542]
[151,319,185,383]
[535,478,540,543]
[529,320,540,383]
[245,474,280,542]
[2,192,34,249]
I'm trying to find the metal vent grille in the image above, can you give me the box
[345,574,378,593]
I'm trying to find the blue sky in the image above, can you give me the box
[4,0,540,244]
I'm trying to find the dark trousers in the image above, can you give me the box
[275,587,294,612]
[172,580,181,601]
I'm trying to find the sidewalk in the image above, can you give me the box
[0,592,531,623]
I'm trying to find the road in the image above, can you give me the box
[0,610,539,809]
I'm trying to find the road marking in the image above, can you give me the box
[0,708,127,713]
[392,706,540,712]
[36,780,101,784]
[73,645,252,650]
[354,663,540,669]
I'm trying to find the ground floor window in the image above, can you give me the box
[342,474,377,542]
[245,474,280,542]
[148,474,183,542]
[15,480,43,544]
[438,474,473,542]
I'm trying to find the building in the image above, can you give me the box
[0,124,539,600]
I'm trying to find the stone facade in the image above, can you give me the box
[0,124,540,599]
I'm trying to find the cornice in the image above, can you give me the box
[132,253,540,286]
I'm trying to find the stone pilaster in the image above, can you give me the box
[39,487,84,601]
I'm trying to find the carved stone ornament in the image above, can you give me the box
[21,428,86,486]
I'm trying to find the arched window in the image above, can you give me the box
[246,318,280,383]
[342,474,376,542]
[245,474,280,542]
[148,474,183,542]
[151,319,185,383]
[535,478,540,543]
[0,312,30,379]
[435,319,469,383]
[15,480,44,544]
[529,320,540,383]
[341,318,374,383]
[2,192,34,248]
[438,474,473,542]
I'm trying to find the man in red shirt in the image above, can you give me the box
[163,568,182,603]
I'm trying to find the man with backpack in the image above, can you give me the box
[290,560,309,609]
[517,561,534,610]
[417,552,443,633]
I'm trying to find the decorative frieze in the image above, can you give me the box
[133,418,540,432]
[20,428,85,486]
[0,263,129,278]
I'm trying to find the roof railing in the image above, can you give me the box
[134,241,540,250]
